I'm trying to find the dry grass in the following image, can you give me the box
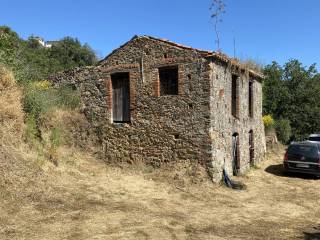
[41,108,99,149]
[240,59,264,74]
[0,143,319,240]
[0,66,24,148]
[0,65,15,91]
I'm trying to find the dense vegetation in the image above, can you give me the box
[0,25,96,147]
[263,60,320,142]
[0,25,97,84]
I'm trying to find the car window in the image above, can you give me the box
[309,137,320,141]
[287,145,319,158]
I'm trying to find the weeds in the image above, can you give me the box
[23,83,80,117]
[47,127,62,166]
[22,80,80,166]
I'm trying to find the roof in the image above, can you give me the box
[100,35,264,79]
[46,40,59,44]
[141,35,214,56]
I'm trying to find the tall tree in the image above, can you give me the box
[263,60,320,140]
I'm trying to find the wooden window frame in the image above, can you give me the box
[158,66,179,96]
[231,74,240,119]
[249,80,254,118]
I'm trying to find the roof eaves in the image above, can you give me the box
[206,52,264,80]
[141,35,214,56]
[99,35,140,64]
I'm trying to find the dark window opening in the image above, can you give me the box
[249,80,253,118]
[111,72,130,123]
[159,66,178,96]
[309,136,320,142]
[174,134,180,140]
[232,133,240,176]
[164,53,168,59]
[249,130,254,166]
[231,75,239,118]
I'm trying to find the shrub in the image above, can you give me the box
[23,83,81,117]
[263,115,275,132]
[25,114,39,142]
[275,119,292,144]
[22,82,81,145]
[57,84,81,109]
[33,80,52,91]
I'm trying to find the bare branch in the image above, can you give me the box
[210,0,226,51]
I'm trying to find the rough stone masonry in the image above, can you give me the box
[50,35,266,182]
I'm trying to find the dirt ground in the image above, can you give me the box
[1,145,320,240]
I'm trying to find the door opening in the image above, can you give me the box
[249,130,254,165]
[232,133,240,176]
[111,72,130,123]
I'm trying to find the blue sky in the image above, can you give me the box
[1,0,319,68]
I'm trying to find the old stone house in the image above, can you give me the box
[51,35,266,182]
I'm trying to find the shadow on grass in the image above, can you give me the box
[303,226,320,240]
[265,164,319,180]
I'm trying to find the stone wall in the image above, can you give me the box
[208,61,266,181]
[99,37,212,169]
[50,36,266,182]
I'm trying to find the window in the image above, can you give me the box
[159,66,178,95]
[249,80,253,118]
[111,72,130,123]
[231,75,239,118]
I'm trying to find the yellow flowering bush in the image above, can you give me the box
[262,115,275,130]
[34,80,52,91]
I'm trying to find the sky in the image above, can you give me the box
[1,0,320,68]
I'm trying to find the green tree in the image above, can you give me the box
[48,37,97,70]
[0,26,97,84]
[263,60,320,141]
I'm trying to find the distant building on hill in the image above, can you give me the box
[31,36,58,48]
[44,40,59,48]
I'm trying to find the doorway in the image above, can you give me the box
[249,130,254,165]
[232,133,240,176]
[111,72,130,123]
